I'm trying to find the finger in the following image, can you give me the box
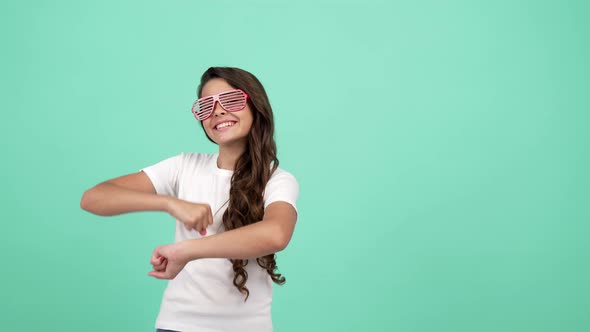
[196,216,207,235]
[153,264,166,272]
[151,255,163,265]
[154,259,168,270]
[202,219,209,233]
[208,208,213,226]
[150,248,162,265]
[152,261,166,270]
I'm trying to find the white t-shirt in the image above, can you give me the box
[139,151,299,332]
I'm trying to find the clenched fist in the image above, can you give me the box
[148,243,187,280]
[166,198,213,236]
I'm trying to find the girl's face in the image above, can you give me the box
[200,78,254,148]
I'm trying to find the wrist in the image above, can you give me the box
[178,239,201,262]
[162,196,176,214]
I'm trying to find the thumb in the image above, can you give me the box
[148,271,168,279]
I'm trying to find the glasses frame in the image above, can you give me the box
[191,89,250,121]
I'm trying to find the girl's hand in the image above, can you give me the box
[148,243,187,280]
[167,198,213,236]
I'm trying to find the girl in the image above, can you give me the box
[80,66,299,332]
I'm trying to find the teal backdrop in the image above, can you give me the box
[1,0,588,331]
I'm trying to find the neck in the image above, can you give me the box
[217,142,247,171]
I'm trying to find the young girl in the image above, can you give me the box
[80,66,299,332]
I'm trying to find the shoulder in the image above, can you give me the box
[263,166,300,212]
[268,167,298,185]
[265,166,299,194]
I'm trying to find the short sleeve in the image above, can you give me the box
[139,153,184,197]
[263,170,299,214]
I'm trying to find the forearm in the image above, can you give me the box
[80,182,171,216]
[179,220,284,261]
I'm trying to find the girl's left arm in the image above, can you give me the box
[183,200,297,260]
[148,201,297,279]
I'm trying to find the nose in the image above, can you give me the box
[212,100,226,117]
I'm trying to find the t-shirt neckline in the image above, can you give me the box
[213,152,234,176]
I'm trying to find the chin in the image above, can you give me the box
[219,135,248,146]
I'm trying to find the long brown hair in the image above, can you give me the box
[196,67,285,301]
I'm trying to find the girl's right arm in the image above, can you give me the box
[80,171,173,216]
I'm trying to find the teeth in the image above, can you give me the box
[216,121,235,129]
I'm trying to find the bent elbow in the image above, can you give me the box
[271,229,292,252]
[80,190,90,211]
[277,239,290,252]
[80,188,97,212]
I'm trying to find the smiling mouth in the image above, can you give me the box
[214,121,237,130]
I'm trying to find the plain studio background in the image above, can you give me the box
[1,1,588,331]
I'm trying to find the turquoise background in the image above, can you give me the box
[1,0,589,331]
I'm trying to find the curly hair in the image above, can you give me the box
[196,66,286,301]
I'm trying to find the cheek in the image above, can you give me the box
[240,117,253,132]
[202,121,213,135]
[243,110,254,128]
